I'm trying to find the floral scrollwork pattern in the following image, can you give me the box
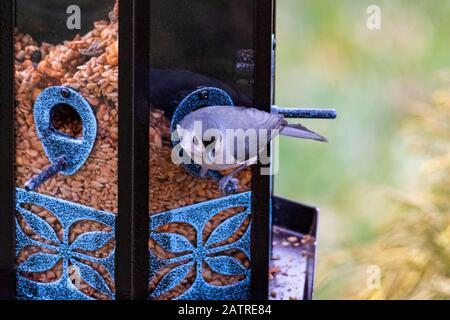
[149,192,252,300]
[15,188,116,300]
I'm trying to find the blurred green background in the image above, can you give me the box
[274,0,450,299]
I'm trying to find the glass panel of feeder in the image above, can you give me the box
[14,0,119,300]
[149,0,254,300]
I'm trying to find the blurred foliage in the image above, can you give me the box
[274,0,450,299]
[342,87,450,299]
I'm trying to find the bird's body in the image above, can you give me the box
[177,105,327,193]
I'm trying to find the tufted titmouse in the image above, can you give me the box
[176,106,327,193]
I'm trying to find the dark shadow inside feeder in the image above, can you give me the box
[51,103,83,138]
[16,0,113,44]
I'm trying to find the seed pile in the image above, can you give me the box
[15,1,119,214]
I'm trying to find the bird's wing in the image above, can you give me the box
[201,106,284,130]
[239,107,286,149]
[232,107,286,131]
[209,107,286,163]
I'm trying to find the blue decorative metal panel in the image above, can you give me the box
[15,188,116,300]
[25,86,98,191]
[149,192,252,300]
[33,86,97,176]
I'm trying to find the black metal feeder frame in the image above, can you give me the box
[0,0,335,300]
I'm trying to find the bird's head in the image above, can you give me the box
[177,115,223,166]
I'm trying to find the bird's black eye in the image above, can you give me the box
[203,135,217,148]
[193,136,200,145]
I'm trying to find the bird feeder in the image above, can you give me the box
[0,0,335,300]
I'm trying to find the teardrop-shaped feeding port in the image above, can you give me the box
[51,103,83,139]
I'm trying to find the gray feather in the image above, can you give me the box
[280,124,328,142]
